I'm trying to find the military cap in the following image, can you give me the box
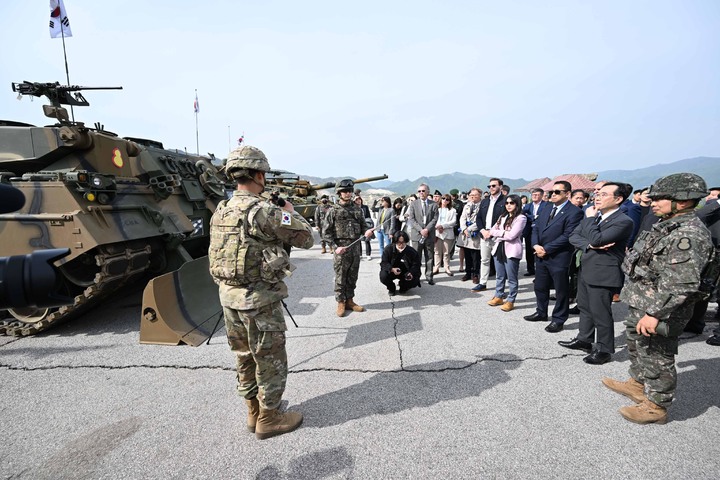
[433,189,442,196]
[647,173,707,201]
[449,189,459,195]
[225,145,270,175]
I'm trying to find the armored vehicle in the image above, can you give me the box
[265,171,388,224]
[0,81,229,343]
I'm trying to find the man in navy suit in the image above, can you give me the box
[523,181,583,333]
[407,183,439,285]
[521,188,549,276]
[559,182,634,364]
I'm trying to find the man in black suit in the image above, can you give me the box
[406,183,439,285]
[521,188,549,276]
[558,182,634,364]
[523,181,583,333]
[476,178,507,291]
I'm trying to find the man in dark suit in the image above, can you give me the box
[407,183,439,285]
[476,178,507,291]
[521,188,549,276]
[558,182,634,364]
[523,181,583,333]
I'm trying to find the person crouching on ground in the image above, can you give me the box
[380,230,422,295]
[486,194,527,311]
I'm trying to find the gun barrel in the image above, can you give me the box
[309,181,337,190]
[352,174,389,185]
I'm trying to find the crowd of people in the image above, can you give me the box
[209,144,720,440]
[314,174,720,425]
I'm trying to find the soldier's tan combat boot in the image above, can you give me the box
[321,246,327,254]
[255,408,303,440]
[601,377,645,403]
[345,298,366,312]
[245,397,259,433]
[336,302,346,317]
[618,399,668,425]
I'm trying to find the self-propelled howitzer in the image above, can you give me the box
[265,172,389,224]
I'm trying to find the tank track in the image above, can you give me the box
[0,243,152,336]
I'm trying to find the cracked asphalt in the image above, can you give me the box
[2,235,720,479]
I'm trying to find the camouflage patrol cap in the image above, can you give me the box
[225,145,270,175]
[336,178,354,193]
[647,173,708,201]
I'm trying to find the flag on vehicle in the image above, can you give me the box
[49,0,73,38]
[238,135,244,145]
[193,92,199,113]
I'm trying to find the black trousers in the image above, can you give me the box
[464,248,481,276]
[576,273,615,353]
[534,258,570,324]
[380,270,419,292]
[524,232,535,274]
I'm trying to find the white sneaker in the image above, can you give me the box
[366,255,372,260]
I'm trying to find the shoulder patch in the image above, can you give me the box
[281,211,292,225]
[677,237,691,250]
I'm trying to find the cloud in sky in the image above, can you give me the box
[1,0,718,182]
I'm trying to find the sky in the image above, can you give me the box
[1,1,719,182]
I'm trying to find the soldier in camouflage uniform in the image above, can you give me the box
[208,145,314,440]
[602,173,714,424]
[314,194,332,254]
[322,179,375,317]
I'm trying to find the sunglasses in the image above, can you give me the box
[487,184,499,188]
[417,189,426,193]
[506,201,515,205]
[551,189,566,195]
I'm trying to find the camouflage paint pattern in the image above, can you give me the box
[621,212,714,407]
[322,199,366,302]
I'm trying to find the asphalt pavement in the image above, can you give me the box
[2,234,720,479]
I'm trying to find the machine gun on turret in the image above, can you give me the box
[11,81,122,124]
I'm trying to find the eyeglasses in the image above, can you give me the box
[487,184,499,188]
[596,192,616,198]
[551,189,566,195]
[506,201,515,205]
[417,189,426,193]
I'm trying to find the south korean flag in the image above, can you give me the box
[49,0,73,38]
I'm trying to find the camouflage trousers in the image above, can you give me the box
[624,306,681,408]
[333,243,361,302]
[223,303,287,410]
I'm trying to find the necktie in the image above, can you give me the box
[549,206,557,220]
[422,200,427,217]
[594,214,602,225]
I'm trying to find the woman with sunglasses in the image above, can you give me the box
[433,194,457,276]
[487,194,527,311]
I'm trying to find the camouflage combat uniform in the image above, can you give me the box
[209,190,313,410]
[621,212,713,407]
[314,202,332,250]
[322,198,366,302]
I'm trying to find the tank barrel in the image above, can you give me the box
[308,181,337,190]
[352,174,388,185]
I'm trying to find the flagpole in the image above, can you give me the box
[194,89,199,155]
[60,23,74,122]
[228,125,231,152]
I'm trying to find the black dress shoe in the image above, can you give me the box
[544,322,563,333]
[706,335,720,346]
[583,351,612,365]
[461,274,471,282]
[523,313,548,322]
[568,305,580,314]
[427,279,435,285]
[524,272,534,276]
[558,338,592,352]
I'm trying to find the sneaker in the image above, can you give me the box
[471,284,487,293]
[366,255,372,260]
